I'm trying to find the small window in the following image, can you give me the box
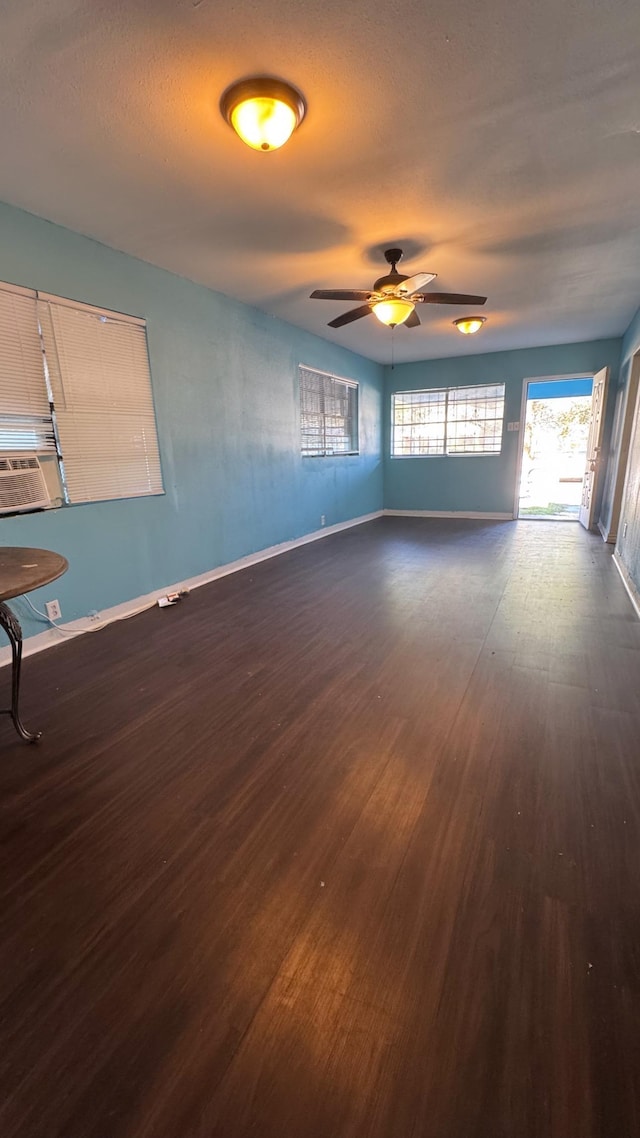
[392,383,505,457]
[299,365,358,457]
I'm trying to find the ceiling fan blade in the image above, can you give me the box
[328,304,373,328]
[416,292,487,305]
[397,272,436,295]
[310,289,373,301]
[404,309,421,328]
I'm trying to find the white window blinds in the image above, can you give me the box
[38,296,163,504]
[299,365,358,456]
[0,283,56,453]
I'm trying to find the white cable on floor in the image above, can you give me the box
[19,594,157,636]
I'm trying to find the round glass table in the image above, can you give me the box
[0,547,69,742]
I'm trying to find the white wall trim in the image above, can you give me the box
[383,509,513,520]
[612,550,640,621]
[0,510,383,667]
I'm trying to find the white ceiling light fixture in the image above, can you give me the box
[453,316,487,335]
[220,77,306,152]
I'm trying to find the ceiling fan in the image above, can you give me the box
[310,248,487,329]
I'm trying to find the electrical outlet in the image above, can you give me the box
[320,514,326,526]
[88,610,101,623]
[45,599,61,621]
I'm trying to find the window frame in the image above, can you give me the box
[391,382,506,459]
[299,364,359,458]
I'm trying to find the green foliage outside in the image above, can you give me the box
[523,398,591,464]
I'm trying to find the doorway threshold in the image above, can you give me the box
[519,504,580,521]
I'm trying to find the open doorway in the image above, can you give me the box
[518,377,593,520]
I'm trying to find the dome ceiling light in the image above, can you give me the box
[220,77,306,152]
[453,316,487,335]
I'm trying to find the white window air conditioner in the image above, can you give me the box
[0,454,51,514]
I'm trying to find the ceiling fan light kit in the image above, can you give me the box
[310,249,488,334]
[220,77,306,151]
[372,297,415,327]
[453,316,487,335]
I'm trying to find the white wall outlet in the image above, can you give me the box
[45,599,61,621]
[88,610,101,623]
[320,514,326,526]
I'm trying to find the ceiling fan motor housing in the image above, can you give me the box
[373,271,409,293]
[375,248,408,293]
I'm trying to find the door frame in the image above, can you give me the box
[598,350,640,542]
[512,372,597,520]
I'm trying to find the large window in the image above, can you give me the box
[392,383,505,457]
[299,365,358,457]
[0,280,163,509]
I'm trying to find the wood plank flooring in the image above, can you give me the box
[1,517,639,1138]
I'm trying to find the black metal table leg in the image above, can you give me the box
[0,601,41,743]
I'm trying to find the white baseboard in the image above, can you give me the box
[383,509,513,521]
[612,551,640,621]
[0,510,383,667]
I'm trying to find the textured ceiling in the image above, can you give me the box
[0,0,639,363]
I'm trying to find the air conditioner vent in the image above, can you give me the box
[0,454,51,514]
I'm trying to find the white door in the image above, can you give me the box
[579,366,610,530]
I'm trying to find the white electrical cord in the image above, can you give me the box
[19,594,156,636]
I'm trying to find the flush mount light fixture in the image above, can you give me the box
[220,77,306,151]
[372,298,416,327]
[453,316,487,335]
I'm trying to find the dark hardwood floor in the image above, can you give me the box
[1,517,639,1138]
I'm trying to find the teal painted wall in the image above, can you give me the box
[384,340,621,514]
[0,201,383,639]
[614,305,640,595]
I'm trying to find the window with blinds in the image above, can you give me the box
[0,279,163,507]
[392,383,505,457]
[299,365,358,457]
[38,295,162,503]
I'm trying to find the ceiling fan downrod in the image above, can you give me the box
[384,248,404,272]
